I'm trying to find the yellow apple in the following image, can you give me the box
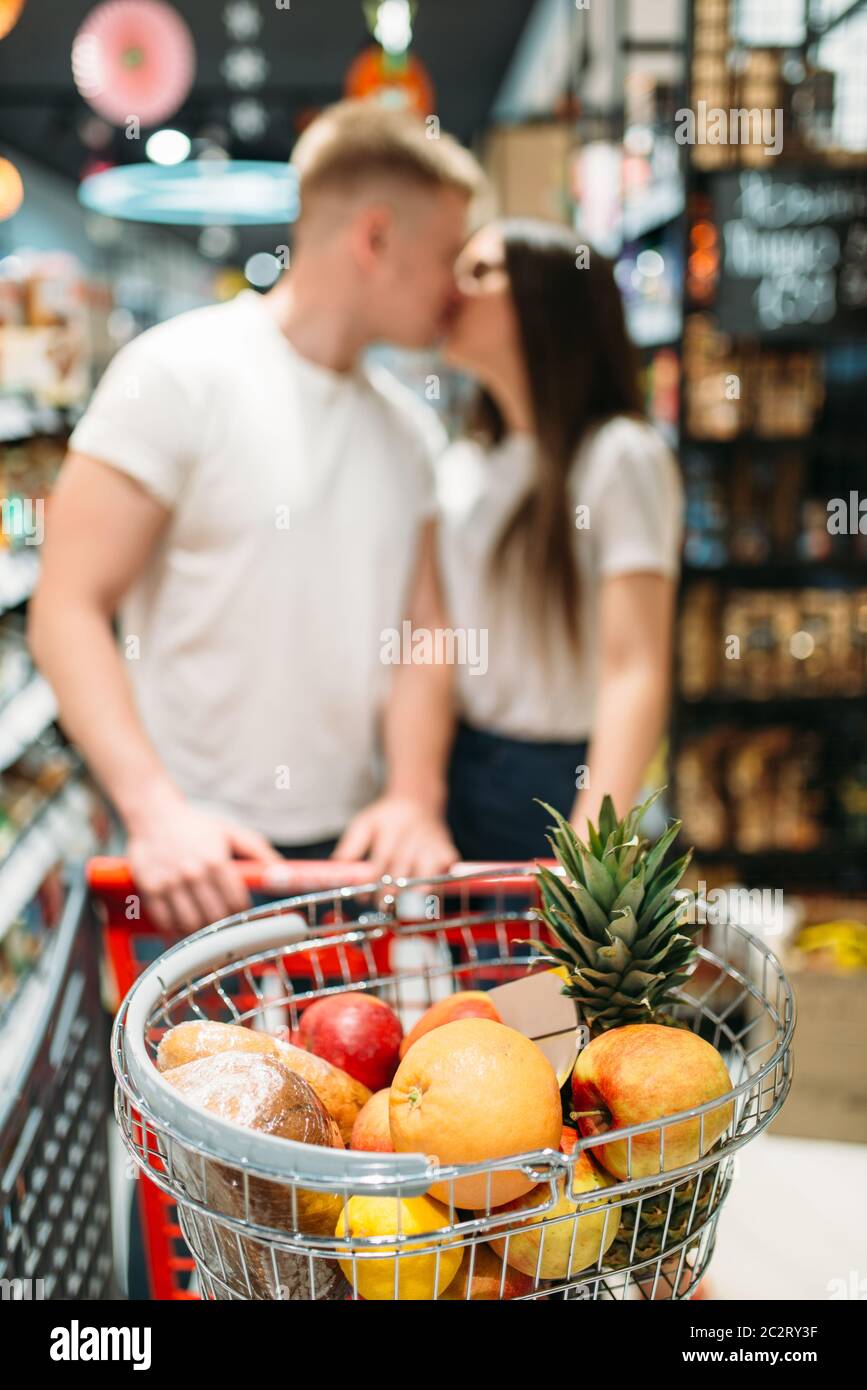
[484,1148,620,1279]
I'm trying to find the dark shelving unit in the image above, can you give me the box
[671,0,867,893]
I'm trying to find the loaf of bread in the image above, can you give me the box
[157,1020,370,1144]
[162,1051,347,1299]
[157,1019,275,1071]
[271,1038,371,1145]
[162,1049,342,1150]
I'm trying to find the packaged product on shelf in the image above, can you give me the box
[720,591,783,699]
[0,734,76,863]
[786,65,836,155]
[851,592,867,693]
[798,498,834,562]
[795,589,850,695]
[838,745,867,847]
[0,611,31,701]
[0,323,90,406]
[768,452,806,555]
[739,51,785,169]
[0,271,25,327]
[679,581,720,698]
[675,727,732,850]
[776,742,824,852]
[0,251,95,406]
[683,450,728,567]
[0,865,66,1017]
[24,254,83,326]
[726,728,784,851]
[726,727,822,853]
[0,436,65,556]
[690,587,867,700]
[752,352,824,437]
[682,315,744,438]
[729,453,772,563]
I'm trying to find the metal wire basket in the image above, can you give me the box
[111,867,795,1301]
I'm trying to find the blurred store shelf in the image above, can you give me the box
[0,548,39,614]
[0,670,56,770]
[682,561,867,587]
[626,300,682,348]
[622,181,685,242]
[0,396,82,443]
[680,693,867,714]
[0,778,94,944]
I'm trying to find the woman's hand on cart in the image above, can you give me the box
[126,789,283,933]
[334,794,459,880]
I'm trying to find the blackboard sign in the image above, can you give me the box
[710,168,867,340]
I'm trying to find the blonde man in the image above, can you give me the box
[30,102,481,931]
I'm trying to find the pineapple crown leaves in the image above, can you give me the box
[531,794,697,1031]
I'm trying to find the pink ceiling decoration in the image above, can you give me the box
[72,1,196,127]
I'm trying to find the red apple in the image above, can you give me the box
[299,993,403,1092]
[560,1124,578,1156]
[571,1024,733,1180]
[350,1088,394,1152]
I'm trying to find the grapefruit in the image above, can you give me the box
[389,1018,562,1207]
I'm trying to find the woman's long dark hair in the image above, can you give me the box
[471,220,643,658]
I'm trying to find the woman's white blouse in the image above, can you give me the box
[435,415,684,741]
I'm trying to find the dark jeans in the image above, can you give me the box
[447,720,589,863]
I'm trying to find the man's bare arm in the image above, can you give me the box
[29,454,278,930]
[336,518,458,876]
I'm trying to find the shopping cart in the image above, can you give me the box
[90,857,377,1299]
[103,859,795,1301]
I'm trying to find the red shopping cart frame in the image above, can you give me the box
[90,856,548,1300]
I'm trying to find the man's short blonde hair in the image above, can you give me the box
[292,100,482,205]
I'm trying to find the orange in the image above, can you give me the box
[437,1242,534,1300]
[389,1018,563,1208]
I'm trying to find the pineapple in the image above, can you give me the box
[530,793,713,1293]
[605,1164,718,1270]
[533,791,697,1036]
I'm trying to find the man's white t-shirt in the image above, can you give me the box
[435,416,683,743]
[69,290,442,844]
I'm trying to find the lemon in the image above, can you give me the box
[335,1194,461,1300]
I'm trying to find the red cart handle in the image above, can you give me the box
[86,856,555,898]
[87,857,375,896]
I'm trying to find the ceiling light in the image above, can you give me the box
[636,249,665,277]
[374,0,413,55]
[229,98,268,141]
[0,157,24,221]
[78,161,299,225]
[223,1,262,41]
[244,251,281,288]
[222,46,268,89]
[145,128,191,165]
[199,225,238,258]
